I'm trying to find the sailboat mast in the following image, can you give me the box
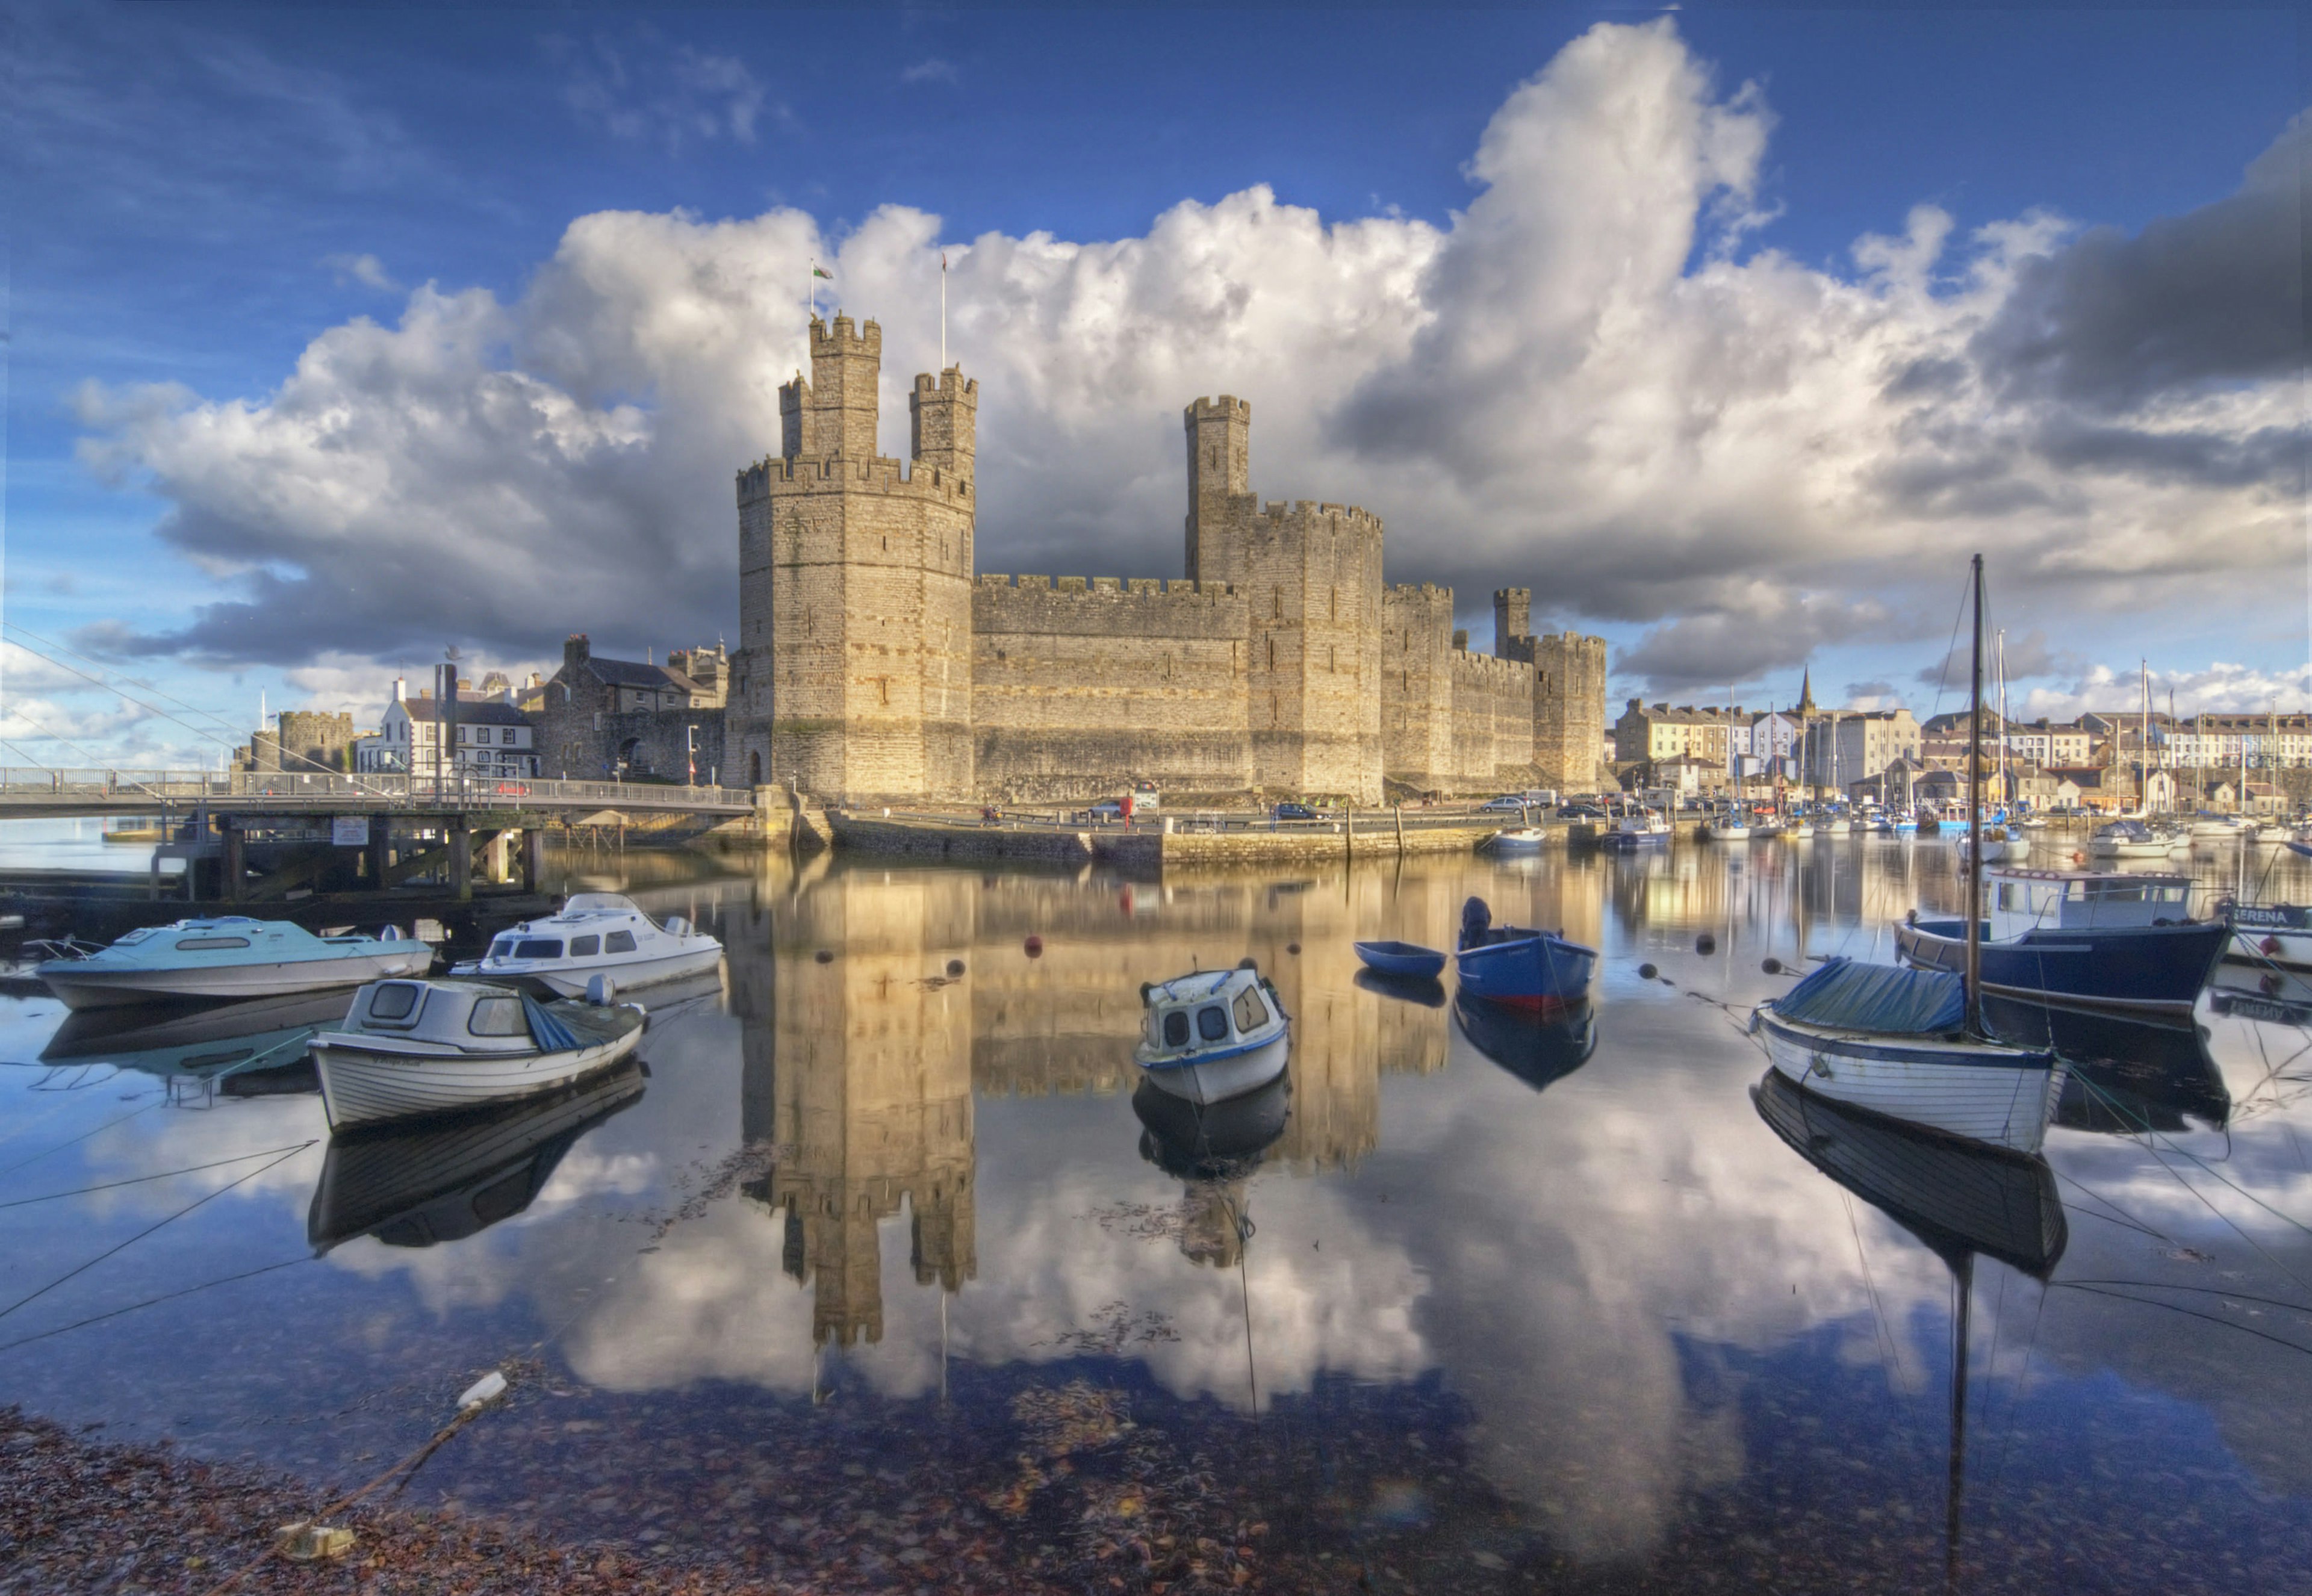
[1965,555,1985,1037]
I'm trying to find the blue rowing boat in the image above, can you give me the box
[1453,898,1596,1009]
[1353,939,1447,980]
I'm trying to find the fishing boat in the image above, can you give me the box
[1486,826,1549,852]
[1134,963,1291,1105]
[1702,812,1753,842]
[450,893,723,997]
[1750,554,2066,1157]
[2222,899,2312,974]
[1353,939,1447,980]
[1599,810,1672,851]
[35,918,430,1010]
[311,978,647,1131]
[1897,869,2225,1016]
[1453,991,1596,1091]
[308,1061,646,1252]
[2087,819,2173,860]
[1455,896,1597,1009]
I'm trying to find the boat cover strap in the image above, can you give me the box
[1776,957,1964,1034]
[522,993,584,1053]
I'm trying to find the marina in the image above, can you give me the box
[3,834,2310,1592]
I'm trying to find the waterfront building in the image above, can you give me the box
[364,678,539,778]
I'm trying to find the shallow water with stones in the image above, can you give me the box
[4,836,2312,1594]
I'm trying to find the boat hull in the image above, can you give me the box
[312,1016,644,1131]
[1894,917,2227,1014]
[1136,1032,1290,1107]
[1599,831,1667,851]
[2225,906,2312,973]
[40,946,432,1010]
[454,944,724,998]
[1456,933,1597,1008]
[1754,1008,2064,1155]
[1354,940,1448,980]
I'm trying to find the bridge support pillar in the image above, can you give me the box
[223,824,246,904]
[483,830,510,885]
[523,828,546,894]
[368,818,390,889]
[449,819,471,902]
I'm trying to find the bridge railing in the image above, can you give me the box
[0,768,756,813]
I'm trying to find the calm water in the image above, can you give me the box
[4,837,2312,1594]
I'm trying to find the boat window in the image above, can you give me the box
[468,996,527,1037]
[604,931,638,954]
[175,936,250,951]
[1233,986,1270,1032]
[1163,1010,1190,1048]
[488,937,515,959]
[367,983,423,1023]
[569,935,601,957]
[1197,1006,1229,1042]
[514,939,564,960]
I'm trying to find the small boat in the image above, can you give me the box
[1817,814,1853,837]
[1702,812,1752,842]
[2088,819,2173,860]
[2189,814,2246,840]
[1954,824,2030,865]
[308,1062,645,1252]
[1894,815,1920,835]
[1749,817,1788,839]
[1898,869,2225,1016]
[1135,963,1291,1105]
[1751,958,2065,1154]
[311,978,647,1131]
[36,918,430,1010]
[1353,939,1447,980]
[1453,992,1597,1091]
[2251,822,2293,846]
[452,893,723,997]
[1487,826,1549,852]
[1599,810,1671,851]
[1455,896,1597,1008]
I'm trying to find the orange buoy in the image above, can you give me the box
[1024,934,1043,958]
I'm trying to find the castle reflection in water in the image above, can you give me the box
[712,856,1563,1349]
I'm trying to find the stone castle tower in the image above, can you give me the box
[731,315,978,802]
[1183,397,1385,797]
[1494,588,1610,792]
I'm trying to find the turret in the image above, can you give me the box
[779,315,882,458]
[910,368,978,481]
[1493,588,1530,658]
[1184,396,1251,580]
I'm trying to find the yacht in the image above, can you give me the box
[36,918,430,1010]
[452,893,723,997]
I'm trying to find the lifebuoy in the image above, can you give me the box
[2263,936,2284,957]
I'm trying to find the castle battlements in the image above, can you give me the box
[736,454,974,505]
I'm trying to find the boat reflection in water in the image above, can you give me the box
[1751,1067,2066,1591]
[1132,1069,1291,1269]
[1980,996,2230,1134]
[1352,968,1446,1009]
[39,990,343,1093]
[1452,992,1597,1092]
[307,1061,646,1253]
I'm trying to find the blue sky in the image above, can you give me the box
[6,3,2308,760]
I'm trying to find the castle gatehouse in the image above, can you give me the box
[731,314,1605,806]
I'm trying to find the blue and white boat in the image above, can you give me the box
[36,917,431,1010]
[1455,897,1597,1009]
[1353,939,1448,980]
[1134,963,1291,1105]
[2222,899,2312,975]
[1894,869,2227,1016]
[1599,811,1671,851]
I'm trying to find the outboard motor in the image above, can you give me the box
[1460,896,1493,951]
[586,973,617,1006]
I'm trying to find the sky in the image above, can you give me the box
[4,2,2309,763]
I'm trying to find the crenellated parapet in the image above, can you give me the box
[736,453,975,507]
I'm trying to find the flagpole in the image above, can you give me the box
[940,250,948,369]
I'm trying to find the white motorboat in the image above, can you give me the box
[2089,819,2173,860]
[1955,824,2030,865]
[1135,963,1291,1105]
[311,978,646,1131]
[1817,814,1853,837]
[36,918,430,1010]
[2189,815,2246,840]
[451,893,722,997]
[1702,813,1752,842]
[1487,827,1549,852]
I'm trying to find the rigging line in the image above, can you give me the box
[1840,1187,1906,1400]
[0,1256,312,1356]
[1,621,247,743]
[0,1092,168,1176]
[1984,1276,2051,1495]
[1926,571,1973,726]
[2055,1279,2312,1315]
[0,1140,320,1210]
[0,707,172,797]
[0,1141,311,1324]
[2051,1282,2312,1359]
[2096,1114,2312,1302]
[2051,1170,2174,1243]
[2077,1070,2312,1248]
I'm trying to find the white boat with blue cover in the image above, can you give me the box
[1751,960,2064,1155]
[36,918,430,1010]
[311,978,646,1131]
[1135,963,1291,1105]
[450,893,722,997]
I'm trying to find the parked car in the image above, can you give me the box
[1479,795,1529,813]
[1086,800,1125,820]
[1557,804,1605,819]
[1273,802,1317,821]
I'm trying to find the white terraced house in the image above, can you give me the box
[358,679,540,778]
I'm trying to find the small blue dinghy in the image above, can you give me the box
[1353,940,1448,980]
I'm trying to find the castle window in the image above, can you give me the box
[1273,589,1282,619]
[1330,587,1337,622]
[1267,637,1275,670]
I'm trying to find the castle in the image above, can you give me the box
[730,314,1606,806]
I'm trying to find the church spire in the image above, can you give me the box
[1797,668,1818,716]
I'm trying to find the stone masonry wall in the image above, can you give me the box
[1527,632,1611,793]
[1382,585,1455,792]
[971,575,1252,801]
[1451,648,1536,790]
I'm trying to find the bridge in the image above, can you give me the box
[0,766,757,820]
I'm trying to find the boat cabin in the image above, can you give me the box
[346,979,535,1048]
[1985,869,2194,937]
[1139,967,1283,1060]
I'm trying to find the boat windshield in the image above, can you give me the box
[514,939,564,960]
[1233,986,1270,1032]
[564,893,638,914]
